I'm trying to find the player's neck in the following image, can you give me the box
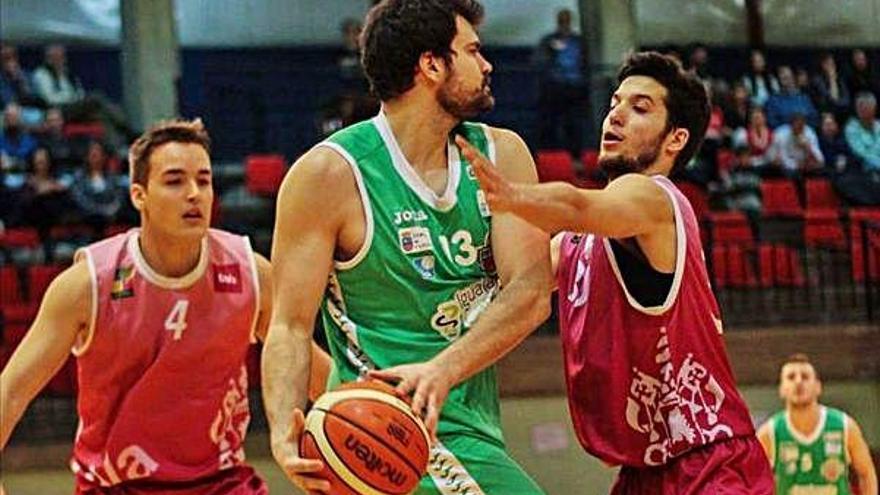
[787,401,822,435]
[382,97,458,172]
[137,226,204,278]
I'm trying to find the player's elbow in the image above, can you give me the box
[520,283,553,329]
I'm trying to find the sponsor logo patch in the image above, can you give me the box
[213,264,242,293]
[111,265,136,299]
[412,255,436,279]
[398,226,433,255]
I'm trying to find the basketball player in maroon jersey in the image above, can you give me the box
[460,51,774,493]
[0,119,273,494]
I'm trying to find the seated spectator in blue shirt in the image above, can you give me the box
[771,112,824,177]
[845,92,880,172]
[1,103,38,171]
[766,66,820,129]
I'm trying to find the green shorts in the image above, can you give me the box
[414,433,544,494]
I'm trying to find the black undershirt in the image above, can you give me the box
[608,238,674,307]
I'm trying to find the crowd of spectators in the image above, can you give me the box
[1,43,132,263]
[668,46,880,215]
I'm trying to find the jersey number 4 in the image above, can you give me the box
[165,300,189,341]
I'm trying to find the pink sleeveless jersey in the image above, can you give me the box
[70,228,260,489]
[557,176,755,468]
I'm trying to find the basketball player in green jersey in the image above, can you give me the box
[757,354,877,495]
[262,1,552,493]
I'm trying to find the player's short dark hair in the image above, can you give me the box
[129,118,211,187]
[361,0,484,101]
[617,51,710,176]
[781,353,820,378]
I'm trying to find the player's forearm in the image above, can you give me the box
[857,470,878,495]
[432,275,551,386]
[507,181,593,234]
[261,323,312,446]
[0,377,34,449]
[308,342,332,402]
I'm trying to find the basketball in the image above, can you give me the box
[300,380,431,495]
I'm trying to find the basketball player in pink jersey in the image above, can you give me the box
[460,51,774,493]
[0,119,273,494]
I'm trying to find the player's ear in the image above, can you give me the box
[417,51,446,84]
[130,183,146,212]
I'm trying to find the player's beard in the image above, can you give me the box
[599,132,665,179]
[438,71,494,120]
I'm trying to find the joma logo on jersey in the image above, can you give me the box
[213,264,242,293]
[393,209,428,225]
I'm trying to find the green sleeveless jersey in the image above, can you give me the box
[318,113,503,445]
[770,406,850,495]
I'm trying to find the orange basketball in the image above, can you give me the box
[300,380,431,495]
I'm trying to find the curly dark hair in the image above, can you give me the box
[361,0,484,101]
[617,51,710,175]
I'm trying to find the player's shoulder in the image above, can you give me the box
[484,125,528,151]
[283,144,359,196]
[41,258,92,317]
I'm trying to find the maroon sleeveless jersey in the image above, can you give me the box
[557,176,755,468]
[70,228,260,489]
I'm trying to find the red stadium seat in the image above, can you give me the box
[0,266,23,306]
[707,211,754,245]
[805,178,840,210]
[536,150,575,183]
[579,149,600,175]
[28,265,64,302]
[0,227,40,249]
[761,179,803,217]
[804,210,846,249]
[63,122,105,140]
[850,208,880,282]
[245,154,286,196]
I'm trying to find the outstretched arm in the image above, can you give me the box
[847,417,878,495]
[460,135,672,240]
[370,129,553,437]
[261,147,355,493]
[1,261,89,449]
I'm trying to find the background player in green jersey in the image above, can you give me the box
[262,0,553,493]
[757,354,877,495]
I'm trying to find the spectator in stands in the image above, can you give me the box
[766,66,819,129]
[686,43,712,82]
[35,107,76,170]
[733,107,774,168]
[69,140,123,236]
[0,103,38,170]
[31,44,85,108]
[535,7,588,164]
[845,92,880,172]
[717,143,762,226]
[742,49,779,108]
[0,44,44,114]
[32,44,132,148]
[824,111,880,205]
[844,48,879,99]
[723,81,751,131]
[811,52,851,122]
[338,18,364,83]
[771,112,824,177]
[22,147,68,261]
[818,113,854,175]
